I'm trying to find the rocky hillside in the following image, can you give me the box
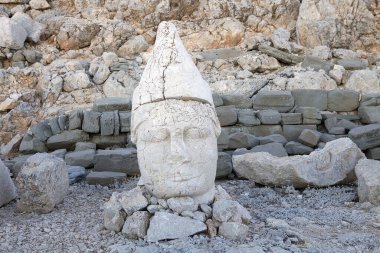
[0,0,379,148]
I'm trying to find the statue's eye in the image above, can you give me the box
[142,128,169,142]
[184,128,211,139]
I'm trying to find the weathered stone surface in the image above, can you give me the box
[298,129,321,147]
[74,142,96,151]
[327,90,360,112]
[329,65,345,84]
[366,148,380,160]
[0,159,16,207]
[336,59,368,70]
[119,111,131,133]
[30,0,50,10]
[103,192,126,232]
[119,187,148,216]
[219,222,249,240]
[283,125,317,141]
[348,124,380,150]
[147,212,207,242]
[355,159,380,205]
[19,134,47,154]
[301,56,333,73]
[212,93,223,107]
[11,12,43,43]
[68,110,83,130]
[30,120,53,142]
[251,125,283,137]
[16,153,69,213]
[345,70,380,94]
[63,71,92,92]
[216,105,238,126]
[257,110,282,125]
[100,112,115,136]
[237,109,260,126]
[213,199,251,224]
[227,132,259,149]
[118,35,149,58]
[94,148,138,175]
[287,71,337,90]
[285,141,314,155]
[93,97,131,112]
[68,166,86,185]
[259,134,287,146]
[234,143,288,158]
[46,130,90,150]
[167,197,198,213]
[82,111,101,133]
[222,95,252,109]
[253,91,294,112]
[358,106,380,124]
[281,113,302,125]
[271,28,291,52]
[0,16,26,50]
[86,171,126,186]
[291,89,328,110]
[237,52,280,73]
[90,135,128,149]
[361,93,380,107]
[235,138,364,187]
[122,211,150,239]
[47,117,62,135]
[64,149,95,168]
[217,152,233,178]
[296,107,321,124]
[258,45,303,64]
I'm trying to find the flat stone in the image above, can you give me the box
[301,55,333,73]
[291,89,328,111]
[360,93,380,107]
[336,59,368,70]
[74,142,96,151]
[100,111,115,136]
[68,110,83,130]
[283,125,317,141]
[122,211,150,239]
[298,129,321,147]
[253,91,294,113]
[258,45,303,65]
[167,197,198,213]
[86,171,126,186]
[212,199,251,224]
[147,212,207,242]
[234,143,288,157]
[68,166,86,185]
[119,111,131,133]
[82,111,101,133]
[93,97,131,112]
[227,132,259,149]
[50,149,67,159]
[222,95,252,109]
[348,124,380,150]
[281,113,302,125]
[233,138,365,188]
[355,159,380,205]
[90,135,128,149]
[285,141,314,155]
[358,106,380,124]
[327,89,360,112]
[64,149,95,168]
[46,130,90,151]
[366,148,380,160]
[19,134,47,154]
[219,222,249,240]
[119,187,148,215]
[217,152,233,178]
[0,159,16,207]
[16,153,69,213]
[216,105,237,126]
[257,110,281,125]
[251,125,283,137]
[295,107,321,124]
[258,134,287,146]
[237,109,260,126]
[93,148,139,175]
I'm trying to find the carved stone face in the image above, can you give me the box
[132,99,220,204]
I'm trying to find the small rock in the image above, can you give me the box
[122,211,150,239]
[0,159,16,207]
[103,192,127,232]
[119,187,149,215]
[355,159,380,206]
[212,199,251,224]
[29,0,50,10]
[218,222,249,240]
[167,197,198,214]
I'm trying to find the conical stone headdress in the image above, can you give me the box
[131,21,214,111]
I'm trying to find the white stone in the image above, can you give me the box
[122,211,150,239]
[0,16,27,49]
[311,46,331,60]
[103,192,126,232]
[63,71,92,92]
[218,222,249,240]
[329,65,345,84]
[11,12,44,43]
[118,35,149,58]
[345,70,380,94]
[237,53,280,73]
[233,138,365,188]
[103,71,138,99]
[119,187,148,215]
[29,0,50,10]
[355,159,380,206]
[167,197,198,213]
[16,153,69,213]
[131,22,221,205]
[271,28,291,53]
[287,70,337,90]
[0,159,16,207]
[147,212,207,242]
[212,199,251,224]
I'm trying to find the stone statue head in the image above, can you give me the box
[131,22,221,204]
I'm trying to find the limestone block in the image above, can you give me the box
[0,159,16,207]
[0,17,26,49]
[281,113,302,125]
[11,12,43,43]
[251,125,283,137]
[358,106,380,124]
[93,148,139,175]
[16,154,69,213]
[68,166,86,185]
[345,70,380,94]
[122,211,150,239]
[30,120,53,142]
[30,0,50,10]
[103,192,126,232]
[64,149,95,168]
[283,125,317,141]
[355,159,380,205]
[82,111,101,133]
[348,124,380,150]
[366,148,380,160]
[216,105,237,126]
[237,109,260,126]
[63,71,92,92]
[48,117,62,135]
[237,52,280,73]
[285,141,314,155]
[93,97,131,112]
[222,95,253,109]
[257,110,281,125]
[253,91,294,112]
[19,134,47,154]
[336,59,368,70]
[74,142,96,151]
[295,107,321,124]
[233,138,365,188]
[212,199,251,224]
[327,90,360,112]
[301,56,333,73]
[218,222,249,240]
[291,89,327,111]
[46,130,90,150]
[298,129,321,147]
[212,93,223,107]
[258,134,287,146]
[287,71,337,90]
[271,28,291,52]
[119,111,131,133]
[68,110,83,130]
[167,197,198,213]
[216,152,233,178]
[119,187,148,216]
[227,132,259,149]
[86,171,126,186]
[100,111,115,136]
[90,135,128,149]
[147,212,207,242]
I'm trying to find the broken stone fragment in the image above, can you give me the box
[119,187,149,216]
[122,211,150,239]
[167,196,198,214]
[0,159,16,207]
[103,192,126,232]
[212,199,251,224]
[218,222,249,240]
[355,159,380,206]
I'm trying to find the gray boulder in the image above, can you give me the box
[283,125,317,141]
[253,91,294,112]
[64,149,95,168]
[237,109,260,126]
[68,166,86,185]
[147,212,207,242]
[167,197,198,213]
[0,16,27,49]
[68,110,83,130]
[281,113,302,125]
[219,222,249,240]
[216,106,237,126]
[82,111,101,133]
[119,187,148,216]
[94,148,139,175]
[291,89,328,111]
[227,132,259,149]
[258,134,287,146]
[100,111,115,136]
[285,141,314,155]
[0,159,16,207]
[257,110,281,125]
[327,89,360,112]
[233,138,364,188]
[348,124,380,150]
[298,129,321,147]
[103,192,127,232]
[11,12,43,43]
[355,159,380,205]
[336,59,368,70]
[358,106,380,124]
[301,56,333,73]
[216,152,233,178]
[46,130,90,150]
[234,143,288,158]
[16,153,69,213]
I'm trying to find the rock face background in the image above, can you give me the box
[0,0,379,147]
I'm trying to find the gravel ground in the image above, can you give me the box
[1,178,380,253]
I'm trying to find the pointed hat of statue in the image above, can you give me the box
[132,21,214,111]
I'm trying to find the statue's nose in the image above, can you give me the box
[168,136,190,165]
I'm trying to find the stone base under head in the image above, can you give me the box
[16,153,69,213]
[103,185,251,241]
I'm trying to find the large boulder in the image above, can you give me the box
[0,159,16,207]
[16,153,69,213]
[355,159,380,206]
[233,138,364,188]
[344,70,380,94]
